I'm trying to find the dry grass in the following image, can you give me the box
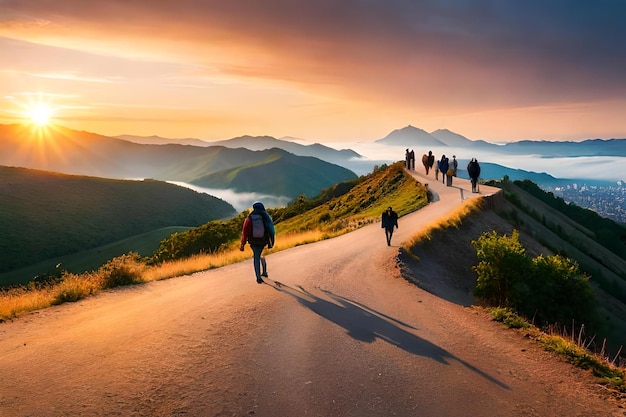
[143,229,329,282]
[0,229,333,321]
[0,286,57,319]
[403,196,485,251]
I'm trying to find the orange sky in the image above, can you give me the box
[1,1,626,143]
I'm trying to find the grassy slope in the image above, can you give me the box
[0,166,235,279]
[402,185,626,353]
[275,162,429,235]
[190,148,358,198]
[0,226,190,287]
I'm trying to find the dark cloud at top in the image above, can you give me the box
[3,0,626,110]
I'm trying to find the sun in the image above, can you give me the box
[27,102,54,126]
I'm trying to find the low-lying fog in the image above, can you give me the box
[171,142,624,212]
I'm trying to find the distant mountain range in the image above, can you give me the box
[0,124,357,199]
[377,125,626,157]
[116,134,361,166]
[2,123,623,200]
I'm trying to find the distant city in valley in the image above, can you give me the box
[548,181,626,223]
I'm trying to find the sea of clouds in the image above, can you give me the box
[171,141,624,212]
[335,142,625,182]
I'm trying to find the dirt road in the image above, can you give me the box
[0,171,622,416]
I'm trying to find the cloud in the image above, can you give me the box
[2,1,626,141]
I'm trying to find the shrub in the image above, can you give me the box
[52,271,101,305]
[151,215,244,263]
[472,230,530,307]
[99,253,146,288]
[473,230,598,331]
[526,255,597,326]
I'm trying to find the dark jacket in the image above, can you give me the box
[439,157,449,174]
[381,209,398,230]
[467,160,481,179]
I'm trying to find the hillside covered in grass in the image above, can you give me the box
[190,148,358,198]
[0,166,236,282]
[152,162,429,263]
[402,179,626,355]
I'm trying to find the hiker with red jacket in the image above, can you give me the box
[240,201,276,284]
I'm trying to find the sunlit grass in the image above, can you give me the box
[0,229,336,321]
[142,230,330,282]
[403,196,485,252]
[0,286,57,319]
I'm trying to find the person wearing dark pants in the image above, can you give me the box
[381,206,398,246]
[240,201,275,283]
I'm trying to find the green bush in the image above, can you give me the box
[472,230,597,329]
[526,255,597,326]
[472,230,530,307]
[151,215,245,263]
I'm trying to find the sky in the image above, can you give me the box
[2,0,626,143]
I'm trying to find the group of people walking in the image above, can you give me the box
[418,150,480,191]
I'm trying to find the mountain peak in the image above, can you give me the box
[375,125,446,147]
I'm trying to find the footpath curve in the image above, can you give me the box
[0,168,622,416]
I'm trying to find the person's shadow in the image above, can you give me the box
[265,279,509,390]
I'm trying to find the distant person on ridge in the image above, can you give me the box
[421,153,429,174]
[240,201,275,284]
[467,158,481,193]
[381,206,399,246]
[405,149,410,169]
[427,151,435,175]
[409,149,415,170]
[439,155,449,185]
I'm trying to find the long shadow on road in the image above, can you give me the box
[265,279,509,390]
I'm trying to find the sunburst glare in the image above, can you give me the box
[11,92,60,130]
[27,102,54,126]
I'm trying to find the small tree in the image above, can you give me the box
[526,254,596,326]
[472,230,530,307]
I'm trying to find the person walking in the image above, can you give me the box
[240,201,276,283]
[467,158,481,193]
[381,206,399,246]
[451,155,458,176]
[439,155,449,185]
[427,151,435,175]
[434,157,440,180]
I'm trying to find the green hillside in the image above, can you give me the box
[404,178,626,352]
[0,166,235,281]
[189,148,358,198]
[0,227,190,287]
